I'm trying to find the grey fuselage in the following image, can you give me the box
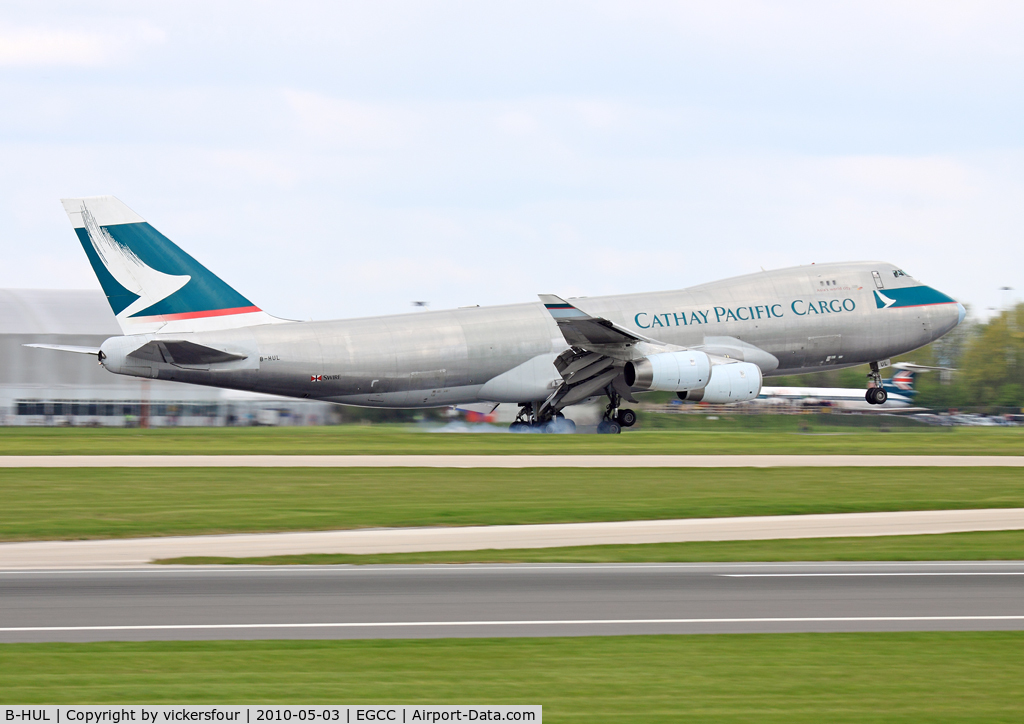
[99,261,963,408]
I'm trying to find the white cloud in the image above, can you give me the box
[284,90,413,150]
[0,1,1023,323]
[494,110,539,136]
[832,156,982,205]
[0,22,164,68]
[211,151,299,189]
[605,0,1024,65]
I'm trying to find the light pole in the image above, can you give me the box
[1000,287,1014,312]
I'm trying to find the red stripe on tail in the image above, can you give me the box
[132,306,262,322]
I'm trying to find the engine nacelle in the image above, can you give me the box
[677,362,762,404]
[624,350,712,391]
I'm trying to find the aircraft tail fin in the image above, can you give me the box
[884,369,918,396]
[61,196,283,335]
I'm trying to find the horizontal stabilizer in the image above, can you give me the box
[24,343,101,356]
[128,340,247,366]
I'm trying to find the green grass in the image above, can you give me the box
[3,467,1024,541]
[2,424,1023,455]
[159,529,1024,565]
[2,634,1023,721]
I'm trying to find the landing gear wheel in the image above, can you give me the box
[537,416,575,434]
[616,409,637,427]
[865,388,888,405]
[597,420,622,435]
[866,362,887,405]
[511,402,538,431]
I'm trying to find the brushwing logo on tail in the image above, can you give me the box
[80,204,191,319]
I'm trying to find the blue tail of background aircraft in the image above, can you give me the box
[882,368,918,397]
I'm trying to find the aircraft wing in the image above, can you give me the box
[539,294,661,348]
[892,362,957,373]
[538,295,666,413]
[536,295,779,417]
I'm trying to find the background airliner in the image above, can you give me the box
[30,196,966,433]
[757,364,948,410]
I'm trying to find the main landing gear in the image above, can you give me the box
[617,408,638,427]
[509,404,577,433]
[508,393,638,434]
[865,361,889,405]
[597,391,637,434]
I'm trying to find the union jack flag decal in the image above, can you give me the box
[311,375,322,382]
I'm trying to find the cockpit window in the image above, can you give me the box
[892,269,909,278]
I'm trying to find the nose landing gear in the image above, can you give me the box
[865,361,889,405]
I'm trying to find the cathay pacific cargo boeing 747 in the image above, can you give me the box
[30,196,966,433]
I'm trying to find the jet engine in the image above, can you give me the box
[676,362,762,403]
[623,350,712,391]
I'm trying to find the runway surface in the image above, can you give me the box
[1,562,1022,642]
[4,508,1023,568]
[2,454,1024,467]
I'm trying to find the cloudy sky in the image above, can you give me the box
[2,1,1022,321]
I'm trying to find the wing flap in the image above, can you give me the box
[565,356,614,384]
[555,368,620,407]
[538,294,678,414]
[557,351,604,379]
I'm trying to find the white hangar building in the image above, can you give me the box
[0,289,331,427]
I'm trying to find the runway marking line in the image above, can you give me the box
[3,562,1024,575]
[3,454,1024,468]
[3,616,1024,633]
[724,572,1024,577]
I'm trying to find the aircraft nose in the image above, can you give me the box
[956,302,966,326]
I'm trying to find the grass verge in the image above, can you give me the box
[2,634,1023,722]
[2,424,1024,456]
[157,529,1024,565]
[3,467,1024,541]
